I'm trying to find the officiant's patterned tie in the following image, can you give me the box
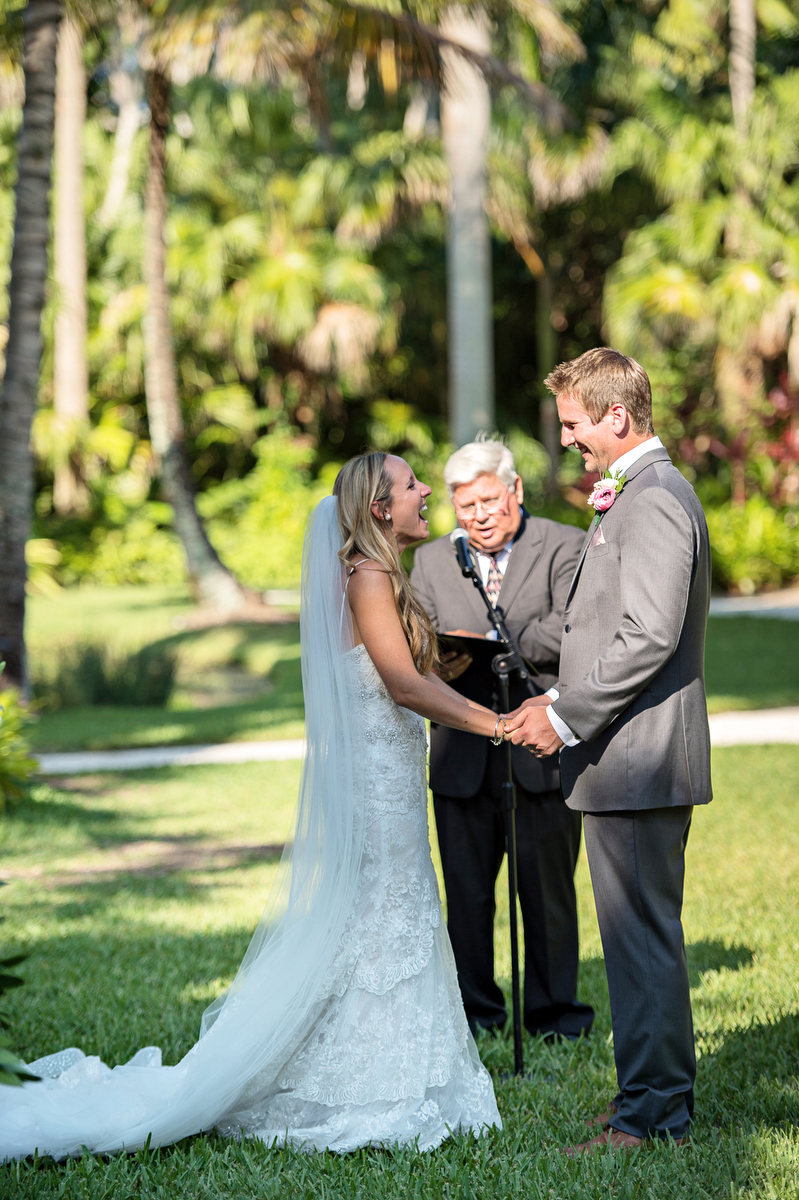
[486,557,502,607]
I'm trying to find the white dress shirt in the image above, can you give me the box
[545,436,665,747]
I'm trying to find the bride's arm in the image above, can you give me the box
[347,565,501,738]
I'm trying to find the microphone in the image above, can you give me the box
[449,527,475,577]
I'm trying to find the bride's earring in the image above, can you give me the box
[385,512,392,522]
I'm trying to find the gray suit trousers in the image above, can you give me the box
[582,806,695,1140]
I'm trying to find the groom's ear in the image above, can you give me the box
[608,403,630,434]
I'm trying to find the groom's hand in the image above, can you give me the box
[504,703,563,757]
[504,695,551,721]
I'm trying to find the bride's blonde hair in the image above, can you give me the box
[333,452,438,676]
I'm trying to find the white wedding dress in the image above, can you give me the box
[0,499,500,1161]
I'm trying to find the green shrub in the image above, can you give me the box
[32,644,177,712]
[201,430,336,590]
[0,690,37,814]
[0,883,39,1086]
[706,496,799,593]
[61,511,185,588]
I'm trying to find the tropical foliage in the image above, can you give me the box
[0,0,797,621]
[0,687,36,812]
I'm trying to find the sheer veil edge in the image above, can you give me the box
[0,495,367,1159]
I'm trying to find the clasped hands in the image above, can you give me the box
[498,695,564,758]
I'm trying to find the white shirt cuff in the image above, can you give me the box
[543,688,581,747]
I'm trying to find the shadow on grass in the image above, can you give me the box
[6,780,203,856]
[699,1011,799,1130]
[29,618,305,753]
[41,843,286,915]
[687,939,755,987]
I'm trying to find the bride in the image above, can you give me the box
[1,451,507,1160]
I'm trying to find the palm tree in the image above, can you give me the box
[0,0,63,691]
[151,0,569,452]
[729,0,755,133]
[143,65,250,610]
[96,4,145,228]
[53,10,89,516]
[337,1,577,450]
[440,6,495,446]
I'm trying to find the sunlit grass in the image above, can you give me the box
[704,616,799,713]
[1,745,797,1197]
[25,587,799,752]
[27,587,303,751]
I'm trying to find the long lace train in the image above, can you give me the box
[0,642,500,1158]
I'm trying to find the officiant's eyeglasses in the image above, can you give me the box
[453,490,512,520]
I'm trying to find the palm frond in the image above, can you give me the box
[508,0,585,62]
[326,2,569,130]
[527,120,609,208]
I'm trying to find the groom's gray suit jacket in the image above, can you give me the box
[553,447,713,812]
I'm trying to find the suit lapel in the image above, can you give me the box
[495,513,543,616]
[565,518,601,609]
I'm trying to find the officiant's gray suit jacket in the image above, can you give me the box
[412,512,584,796]
[552,447,713,812]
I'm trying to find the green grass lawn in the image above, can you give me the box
[704,616,799,712]
[24,586,799,752]
[1,745,797,1197]
[26,587,304,751]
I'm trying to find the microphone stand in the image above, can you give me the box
[452,535,541,1077]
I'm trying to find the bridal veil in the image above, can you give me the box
[0,496,369,1159]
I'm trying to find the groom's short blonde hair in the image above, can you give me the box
[545,348,654,435]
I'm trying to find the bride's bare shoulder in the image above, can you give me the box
[345,559,392,603]
[344,557,389,575]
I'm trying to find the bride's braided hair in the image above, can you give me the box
[333,452,439,677]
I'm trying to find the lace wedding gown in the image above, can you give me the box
[0,638,500,1160]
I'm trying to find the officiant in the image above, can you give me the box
[411,439,594,1041]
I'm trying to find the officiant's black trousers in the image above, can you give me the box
[433,753,594,1040]
[582,805,696,1140]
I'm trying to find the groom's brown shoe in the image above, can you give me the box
[562,1127,691,1157]
[586,1101,617,1129]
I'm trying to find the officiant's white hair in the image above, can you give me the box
[443,436,518,498]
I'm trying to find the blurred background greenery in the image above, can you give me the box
[1,0,797,623]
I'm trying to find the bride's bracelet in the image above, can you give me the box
[491,715,507,746]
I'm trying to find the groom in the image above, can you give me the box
[505,348,712,1152]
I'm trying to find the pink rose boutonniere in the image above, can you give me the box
[587,469,626,513]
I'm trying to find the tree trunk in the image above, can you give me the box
[724,0,757,497]
[511,238,559,492]
[729,0,756,133]
[97,10,144,229]
[535,270,559,494]
[143,68,248,611]
[0,0,62,692]
[53,13,89,515]
[441,6,495,446]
